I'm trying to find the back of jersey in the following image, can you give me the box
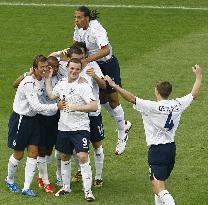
[133,94,193,146]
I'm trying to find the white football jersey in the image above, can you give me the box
[73,20,112,62]
[13,76,58,116]
[57,61,68,80]
[52,77,96,131]
[80,61,103,116]
[133,93,193,146]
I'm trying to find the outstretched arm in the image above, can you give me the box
[105,75,136,104]
[191,64,202,99]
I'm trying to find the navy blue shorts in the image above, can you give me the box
[55,130,90,155]
[89,114,104,142]
[37,112,59,148]
[8,112,40,150]
[148,142,176,181]
[97,55,122,94]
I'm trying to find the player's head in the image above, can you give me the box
[67,46,84,60]
[155,81,172,99]
[72,42,87,57]
[32,54,48,78]
[67,58,82,81]
[75,6,99,29]
[47,56,59,76]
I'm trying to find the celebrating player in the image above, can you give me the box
[104,65,202,205]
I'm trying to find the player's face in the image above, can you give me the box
[48,61,59,76]
[71,53,84,60]
[35,61,48,79]
[74,11,89,29]
[67,62,81,81]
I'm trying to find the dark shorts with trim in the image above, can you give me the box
[37,111,59,148]
[55,130,90,155]
[148,142,176,181]
[97,55,122,94]
[89,114,104,142]
[8,112,40,150]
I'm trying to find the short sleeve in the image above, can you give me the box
[133,97,156,113]
[73,26,81,42]
[176,93,193,111]
[92,22,109,49]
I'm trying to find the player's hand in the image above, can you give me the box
[57,100,66,110]
[86,67,95,77]
[64,102,77,112]
[104,75,116,87]
[61,49,68,56]
[192,64,202,77]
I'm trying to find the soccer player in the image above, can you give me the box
[5,55,61,197]
[72,6,132,155]
[45,58,97,202]
[104,65,202,205]
[66,44,106,187]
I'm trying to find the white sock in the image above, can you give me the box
[102,103,125,140]
[7,154,20,184]
[155,194,163,205]
[46,154,52,168]
[23,157,37,190]
[94,146,104,180]
[158,190,175,205]
[61,160,71,191]
[80,161,92,193]
[37,156,49,185]
[55,150,62,180]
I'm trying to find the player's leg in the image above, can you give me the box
[148,143,176,205]
[55,131,72,196]
[99,56,131,155]
[71,149,82,182]
[5,150,24,193]
[55,149,63,186]
[73,130,95,202]
[89,114,105,187]
[22,144,38,197]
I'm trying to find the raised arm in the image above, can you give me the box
[191,64,202,99]
[105,75,136,104]
[45,69,58,100]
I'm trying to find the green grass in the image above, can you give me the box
[1,1,208,205]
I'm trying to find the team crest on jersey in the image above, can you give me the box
[68,88,75,94]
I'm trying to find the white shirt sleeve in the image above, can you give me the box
[92,22,109,49]
[133,97,156,113]
[24,81,58,114]
[176,93,193,111]
[79,83,96,103]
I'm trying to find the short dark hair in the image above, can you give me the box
[156,81,172,99]
[72,42,87,55]
[47,56,59,63]
[66,46,83,58]
[32,54,47,68]
[77,6,99,20]
[67,58,82,68]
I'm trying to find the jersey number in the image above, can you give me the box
[164,112,174,131]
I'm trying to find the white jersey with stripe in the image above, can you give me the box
[52,77,96,131]
[13,76,58,116]
[133,93,193,146]
[73,20,112,62]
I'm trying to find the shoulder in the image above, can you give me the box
[22,76,35,86]
[90,20,106,33]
